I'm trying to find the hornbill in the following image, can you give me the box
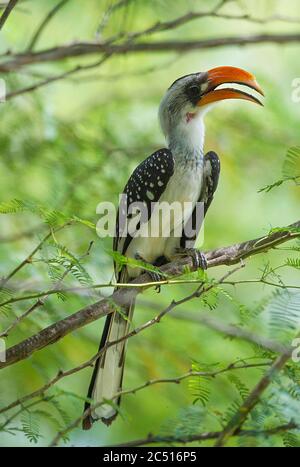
[83,66,264,429]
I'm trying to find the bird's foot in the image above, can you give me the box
[149,271,163,293]
[175,248,207,270]
[135,254,165,293]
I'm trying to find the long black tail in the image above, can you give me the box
[82,298,135,429]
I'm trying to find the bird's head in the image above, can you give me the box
[159,66,264,149]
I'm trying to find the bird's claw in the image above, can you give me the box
[176,248,207,270]
[148,271,163,293]
[135,253,164,293]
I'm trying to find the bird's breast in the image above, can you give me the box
[125,163,203,276]
[161,163,203,205]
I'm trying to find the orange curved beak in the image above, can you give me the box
[198,66,264,107]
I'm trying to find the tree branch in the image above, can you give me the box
[0,358,271,419]
[0,230,52,291]
[5,55,110,100]
[0,241,94,338]
[0,220,298,370]
[127,3,300,41]
[1,33,300,72]
[108,422,298,447]
[214,350,295,446]
[170,311,290,355]
[0,0,18,30]
[26,0,69,52]
[0,223,68,291]
[96,0,135,37]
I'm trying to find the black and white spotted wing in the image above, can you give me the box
[201,151,220,215]
[180,151,220,249]
[114,148,174,272]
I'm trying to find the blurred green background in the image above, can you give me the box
[0,0,299,447]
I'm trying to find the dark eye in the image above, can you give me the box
[186,85,201,105]
[189,85,200,96]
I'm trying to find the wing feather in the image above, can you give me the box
[114,148,174,278]
[180,151,220,248]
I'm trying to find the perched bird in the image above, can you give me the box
[83,66,264,429]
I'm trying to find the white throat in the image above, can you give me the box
[167,112,205,166]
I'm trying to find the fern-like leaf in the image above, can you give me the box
[282,146,300,179]
[161,406,206,439]
[259,146,300,193]
[285,257,300,270]
[21,410,42,444]
[188,361,216,406]
[227,374,249,401]
[282,432,300,447]
[0,287,14,316]
[267,290,300,342]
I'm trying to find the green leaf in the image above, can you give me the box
[0,287,14,316]
[282,432,300,447]
[258,146,300,193]
[21,410,42,444]
[285,257,300,270]
[268,225,300,235]
[49,398,71,426]
[188,361,216,406]
[222,399,241,425]
[0,199,29,214]
[258,178,287,193]
[267,290,300,342]
[161,406,206,439]
[109,250,163,276]
[282,146,300,179]
[0,199,95,230]
[48,243,93,286]
[227,374,249,401]
[71,216,95,230]
[33,408,70,443]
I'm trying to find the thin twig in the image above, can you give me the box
[46,335,277,446]
[223,279,300,290]
[0,222,70,291]
[214,350,296,446]
[0,231,52,291]
[0,241,94,338]
[96,0,135,37]
[0,0,18,30]
[172,312,290,355]
[2,33,300,72]
[5,55,110,100]
[127,2,300,41]
[0,220,298,370]
[0,396,54,430]
[26,0,69,52]
[0,221,299,306]
[108,422,298,447]
[1,270,300,311]
[0,358,271,418]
